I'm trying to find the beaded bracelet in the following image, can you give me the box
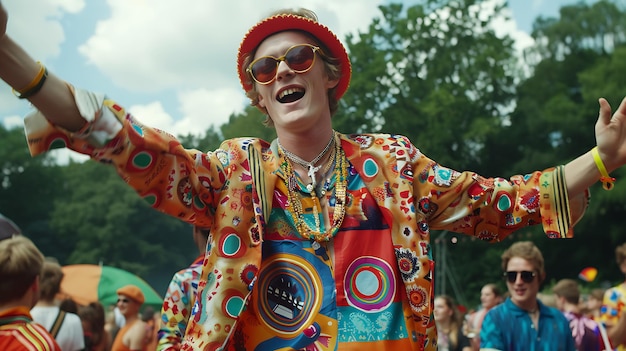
[12,62,48,99]
[591,146,615,190]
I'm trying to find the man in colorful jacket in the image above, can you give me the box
[3,4,626,351]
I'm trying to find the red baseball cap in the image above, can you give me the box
[237,11,351,100]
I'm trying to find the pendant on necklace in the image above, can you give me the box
[307,164,321,191]
[311,241,329,261]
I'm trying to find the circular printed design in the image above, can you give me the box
[255,255,322,337]
[360,157,380,180]
[407,284,428,313]
[177,177,193,207]
[495,193,513,212]
[218,228,246,258]
[215,150,230,167]
[46,134,69,150]
[131,123,144,136]
[142,190,161,208]
[222,289,245,318]
[240,264,259,286]
[395,248,420,280]
[344,256,396,312]
[434,165,453,186]
[126,149,157,172]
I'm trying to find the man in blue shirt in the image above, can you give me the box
[480,241,575,351]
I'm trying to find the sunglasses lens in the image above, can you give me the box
[285,45,315,71]
[505,271,535,283]
[251,58,280,84]
[249,45,317,84]
[520,271,535,283]
[505,271,516,283]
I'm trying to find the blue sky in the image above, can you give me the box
[0,0,594,141]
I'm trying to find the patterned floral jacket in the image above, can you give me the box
[24,88,589,351]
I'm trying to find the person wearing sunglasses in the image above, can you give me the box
[3,4,626,351]
[111,285,147,351]
[480,241,575,350]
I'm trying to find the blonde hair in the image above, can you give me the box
[0,236,44,303]
[242,8,342,126]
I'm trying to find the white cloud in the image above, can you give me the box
[175,88,247,136]
[1,114,24,130]
[127,101,174,134]
[3,0,84,60]
[77,0,381,93]
[483,0,535,54]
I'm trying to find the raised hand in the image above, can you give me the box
[595,97,626,172]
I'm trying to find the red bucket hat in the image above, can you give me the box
[237,11,351,100]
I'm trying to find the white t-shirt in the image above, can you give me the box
[31,305,85,351]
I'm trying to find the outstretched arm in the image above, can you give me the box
[0,2,85,131]
[565,97,626,196]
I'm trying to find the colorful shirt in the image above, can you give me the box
[158,255,204,351]
[480,298,576,351]
[0,306,61,351]
[599,282,626,350]
[562,311,604,351]
[23,88,589,351]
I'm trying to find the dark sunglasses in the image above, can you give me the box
[504,270,536,283]
[117,298,130,304]
[247,44,321,85]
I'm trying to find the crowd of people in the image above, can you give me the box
[4,2,626,351]
[2,225,626,351]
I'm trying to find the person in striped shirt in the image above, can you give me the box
[0,235,60,351]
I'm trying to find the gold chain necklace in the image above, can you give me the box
[282,134,347,242]
[277,133,335,191]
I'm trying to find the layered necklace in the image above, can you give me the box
[279,131,348,242]
[277,133,334,192]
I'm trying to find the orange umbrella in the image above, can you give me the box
[60,264,163,309]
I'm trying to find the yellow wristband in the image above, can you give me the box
[12,62,46,98]
[591,146,615,190]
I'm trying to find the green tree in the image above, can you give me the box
[49,160,196,291]
[335,0,519,171]
[221,105,277,141]
[475,0,626,297]
[0,125,66,255]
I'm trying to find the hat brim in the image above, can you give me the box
[237,14,351,100]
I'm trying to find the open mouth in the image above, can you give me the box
[277,87,305,103]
